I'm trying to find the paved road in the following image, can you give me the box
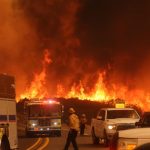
[18,125,109,150]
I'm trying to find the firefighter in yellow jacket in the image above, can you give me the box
[64,107,79,150]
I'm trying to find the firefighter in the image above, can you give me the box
[64,107,79,150]
[1,134,10,150]
[80,113,87,136]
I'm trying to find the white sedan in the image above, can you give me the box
[110,112,150,150]
[117,128,150,150]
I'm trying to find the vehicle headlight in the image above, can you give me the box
[54,122,58,125]
[118,138,137,150]
[107,124,116,130]
[28,120,38,127]
[51,119,61,127]
[31,123,36,127]
[51,122,58,126]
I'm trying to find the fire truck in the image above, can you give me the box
[25,99,63,137]
[0,74,18,149]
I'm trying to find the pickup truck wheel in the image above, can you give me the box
[91,128,99,144]
[103,130,109,147]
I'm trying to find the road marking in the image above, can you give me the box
[26,138,42,150]
[37,138,49,150]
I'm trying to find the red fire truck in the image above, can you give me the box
[25,99,63,137]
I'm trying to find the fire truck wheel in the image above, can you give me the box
[1,134,10,150]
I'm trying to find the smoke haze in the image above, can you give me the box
[1,0,150,99]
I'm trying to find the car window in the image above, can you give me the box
[98,110,105,120]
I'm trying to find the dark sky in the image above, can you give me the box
[1,0,150,97]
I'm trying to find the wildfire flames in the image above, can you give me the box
[7,0,150,112]
[20,49,52,99]
[19,50,150,111]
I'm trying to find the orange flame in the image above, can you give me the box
[56,72,150,110]
[63,72,111,100]
[19,50,150,111]
[20,49,52,100]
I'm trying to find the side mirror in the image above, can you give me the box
[97,116,102,120]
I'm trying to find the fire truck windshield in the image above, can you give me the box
[28,104,61,117]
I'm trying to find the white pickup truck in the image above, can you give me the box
[91,108,140,146]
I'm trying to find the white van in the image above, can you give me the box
[0,74,18,149]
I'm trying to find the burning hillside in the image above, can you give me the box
[19,50,150,111]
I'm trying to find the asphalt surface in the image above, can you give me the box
[18,124,109,150]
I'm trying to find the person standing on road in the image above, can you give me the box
[1,134,10,150]
[64,107,79,150]
[79,114,87,136]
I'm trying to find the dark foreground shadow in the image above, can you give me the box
[79,143,107,148]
